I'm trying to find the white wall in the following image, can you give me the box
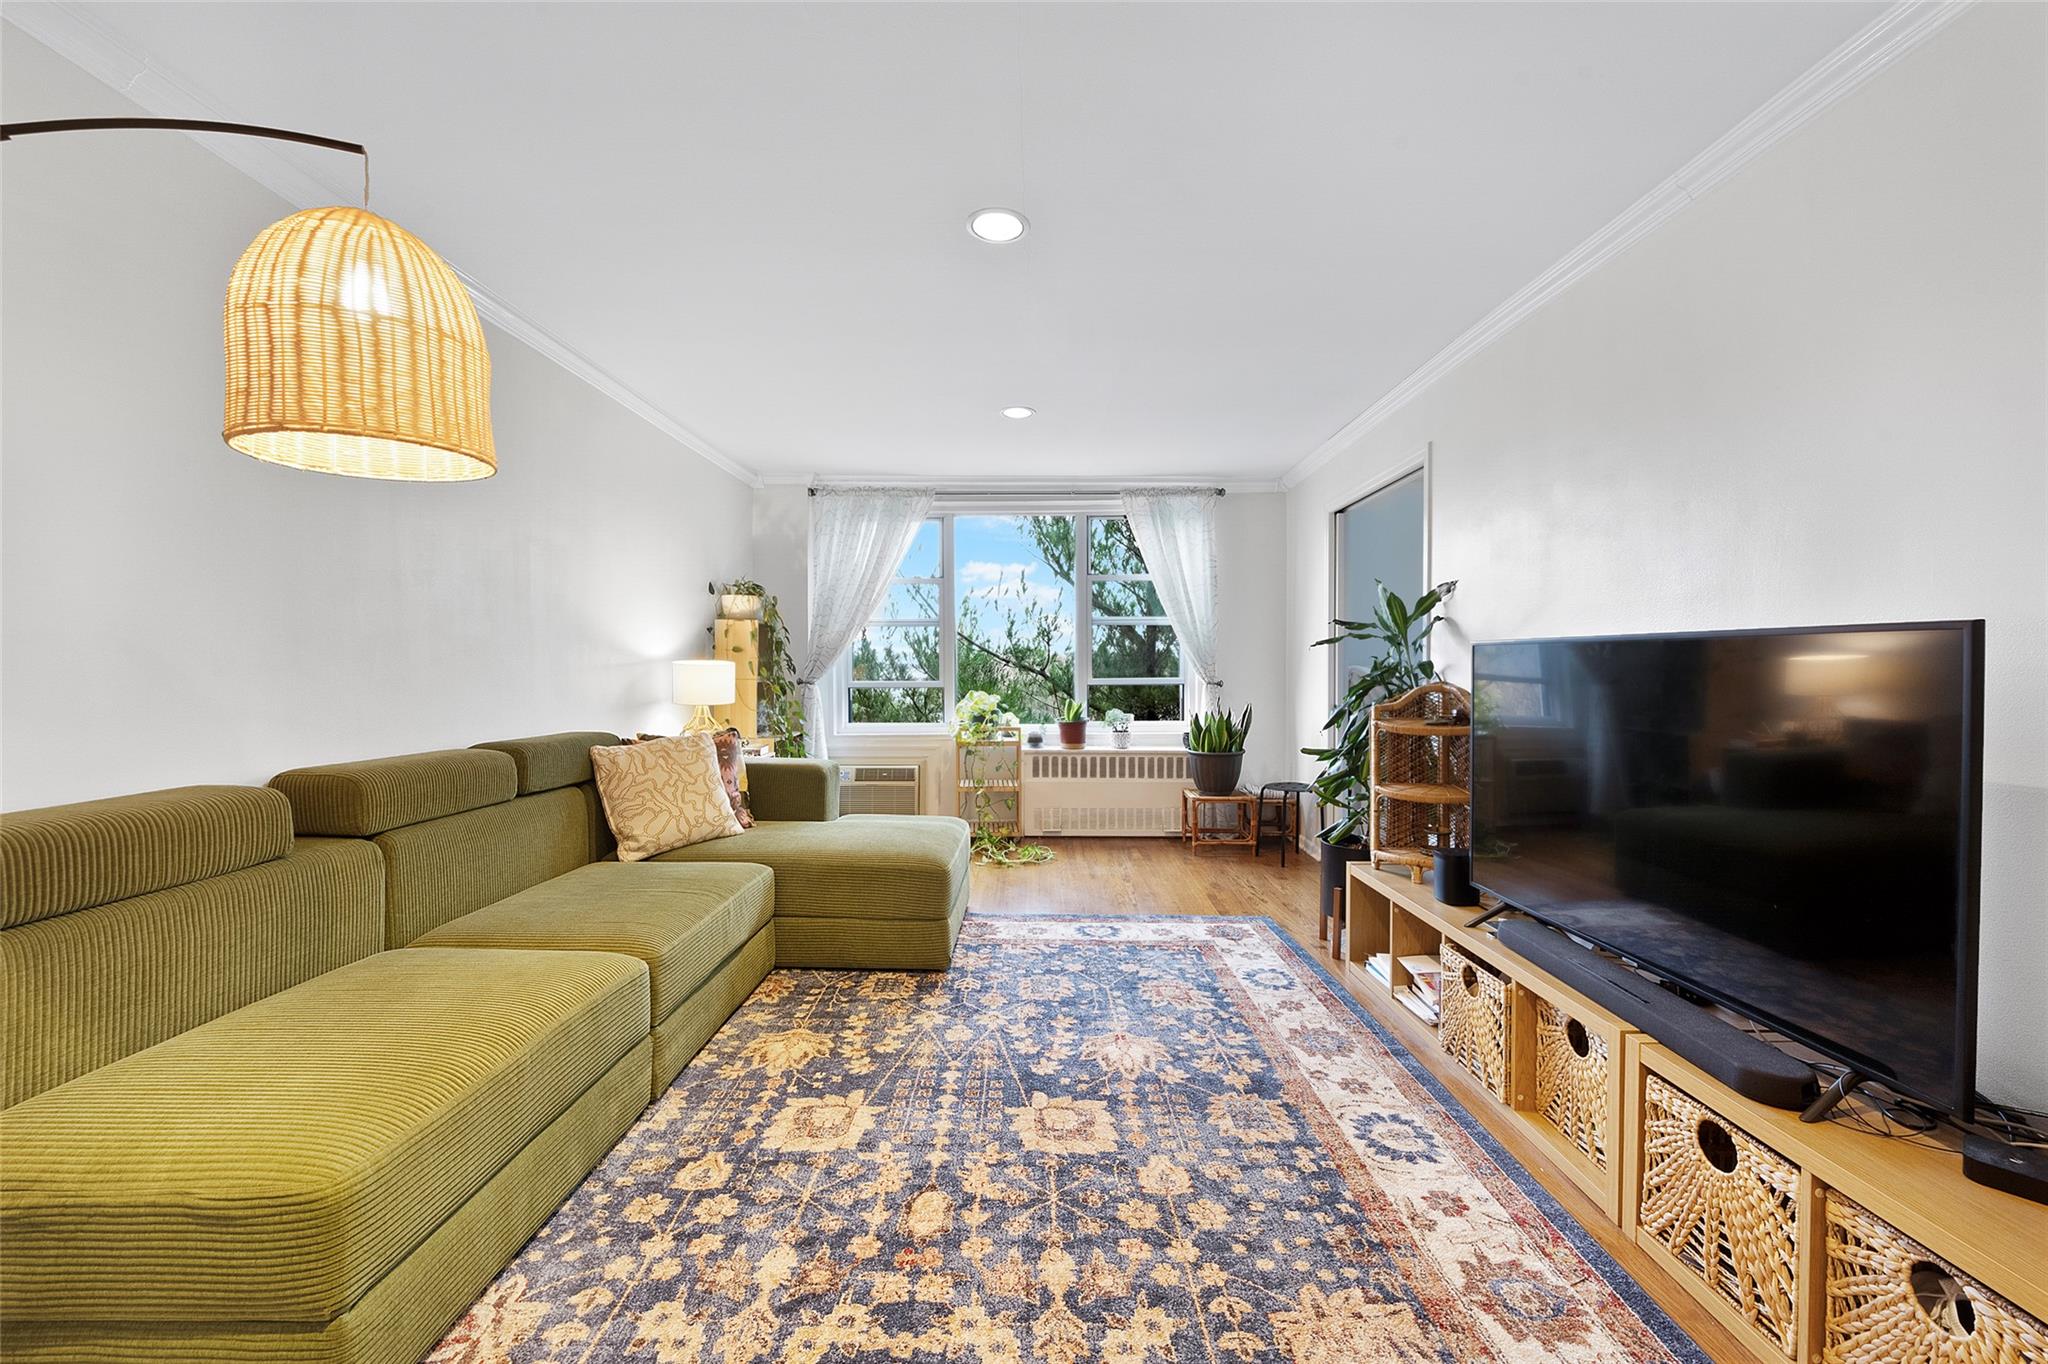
[1,31,755,806]
[1286,4,2047,1107]
[751,486,1291,816]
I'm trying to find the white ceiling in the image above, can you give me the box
[12,2,1886,484]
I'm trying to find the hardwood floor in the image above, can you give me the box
[970,836,1751,1364]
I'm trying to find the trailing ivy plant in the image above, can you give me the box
[757,595,808,757]
[1301,580,1458,845]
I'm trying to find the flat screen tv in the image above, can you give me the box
[1470,621,1983,1118]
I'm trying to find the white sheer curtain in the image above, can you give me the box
[798,486,935,758]
[1121,488,1223,713]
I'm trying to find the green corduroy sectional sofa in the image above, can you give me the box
[0,731,971,1364]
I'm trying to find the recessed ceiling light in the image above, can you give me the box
[968,208,1028,244]
[1001,406,1035,420]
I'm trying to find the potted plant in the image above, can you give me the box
[1105,708,1133,750]
[954,690,1016,746]
[1302,581,1457,897]
[1056,697,1088,749]
[1184,704,1253,795]
[714,578,765,620]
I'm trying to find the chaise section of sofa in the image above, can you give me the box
[650,804,973,970]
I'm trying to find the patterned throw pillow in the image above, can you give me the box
[630,729,753,828]
[589,734,745,862]
[712,728,755,829]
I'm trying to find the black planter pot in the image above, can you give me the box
[1185,749,1244,796]
[1317,832,1373,944]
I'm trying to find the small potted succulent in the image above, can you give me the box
[1185,704,1253,795]
[1056,697,1088,750]
[1105,708,1134,749]
[713,578,765,620]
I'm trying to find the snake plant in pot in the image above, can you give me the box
[1185,704,1253,795]
[1302,580,1457,870]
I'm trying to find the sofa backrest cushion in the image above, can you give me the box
[472,731,621,795]
[1,786,293,929]
[375,787,599,946]
[270,749,517,838]
[1,833,383,1108]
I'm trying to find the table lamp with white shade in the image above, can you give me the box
[672,659,736,735]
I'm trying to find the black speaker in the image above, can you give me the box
[1433,851,1480,906]
[1495,918,1816,1110]
[1963,1135,2048,1204]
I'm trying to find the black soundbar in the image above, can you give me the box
[1495,918,1817,1110]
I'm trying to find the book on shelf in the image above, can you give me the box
[1399,953,1442,1007]
[1364,953,1392,988]
[1396,986,1440,1026]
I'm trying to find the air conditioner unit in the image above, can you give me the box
[836,762,923,815]
[1021,749,1187,837]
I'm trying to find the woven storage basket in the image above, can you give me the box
[1822,1193,2046,1364]
[1438,939,1510,1100]
[1533,997,1610,1170]
[1639,1074,1802,1358]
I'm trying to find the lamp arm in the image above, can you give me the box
[0,118,370,205]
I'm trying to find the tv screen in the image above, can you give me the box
[1471,621,1983,1117]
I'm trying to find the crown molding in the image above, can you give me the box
[767,474,1286,495]
[3,2,764,489]
[1279,0,1973,491]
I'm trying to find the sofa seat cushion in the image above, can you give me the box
[651,815,970,923]
[409,861,773,1019]
[0,947,649,1326]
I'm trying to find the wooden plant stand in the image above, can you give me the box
[1368,681,1472,882]
[957,729,1023,835]
[1180,788,1257,850]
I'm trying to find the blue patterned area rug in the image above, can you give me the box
[430,915,1704,1363]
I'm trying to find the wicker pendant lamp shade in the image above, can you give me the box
[223,205,494,481]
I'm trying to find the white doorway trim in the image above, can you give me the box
[1324,442,1433,719]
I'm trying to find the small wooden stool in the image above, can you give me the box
[1181,788,1258,850]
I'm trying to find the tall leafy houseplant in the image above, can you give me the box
[1302,580,1457,846]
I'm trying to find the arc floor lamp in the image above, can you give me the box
[1,117,495,482]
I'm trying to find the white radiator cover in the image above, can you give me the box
[837,762,923,816]
[1021,749,1188,836]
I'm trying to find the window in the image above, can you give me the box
[843,513,1184,727]
[847,520,945,723]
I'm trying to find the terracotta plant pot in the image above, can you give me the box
[1185,749,1244,796]
[1057,720,1088,749]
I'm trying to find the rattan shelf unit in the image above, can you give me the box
[1366,681,1472,882]
[1338,863,2048,1364]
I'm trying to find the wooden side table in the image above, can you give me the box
[1180,788,1258,850]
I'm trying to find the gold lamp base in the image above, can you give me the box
[680,705,722,735]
